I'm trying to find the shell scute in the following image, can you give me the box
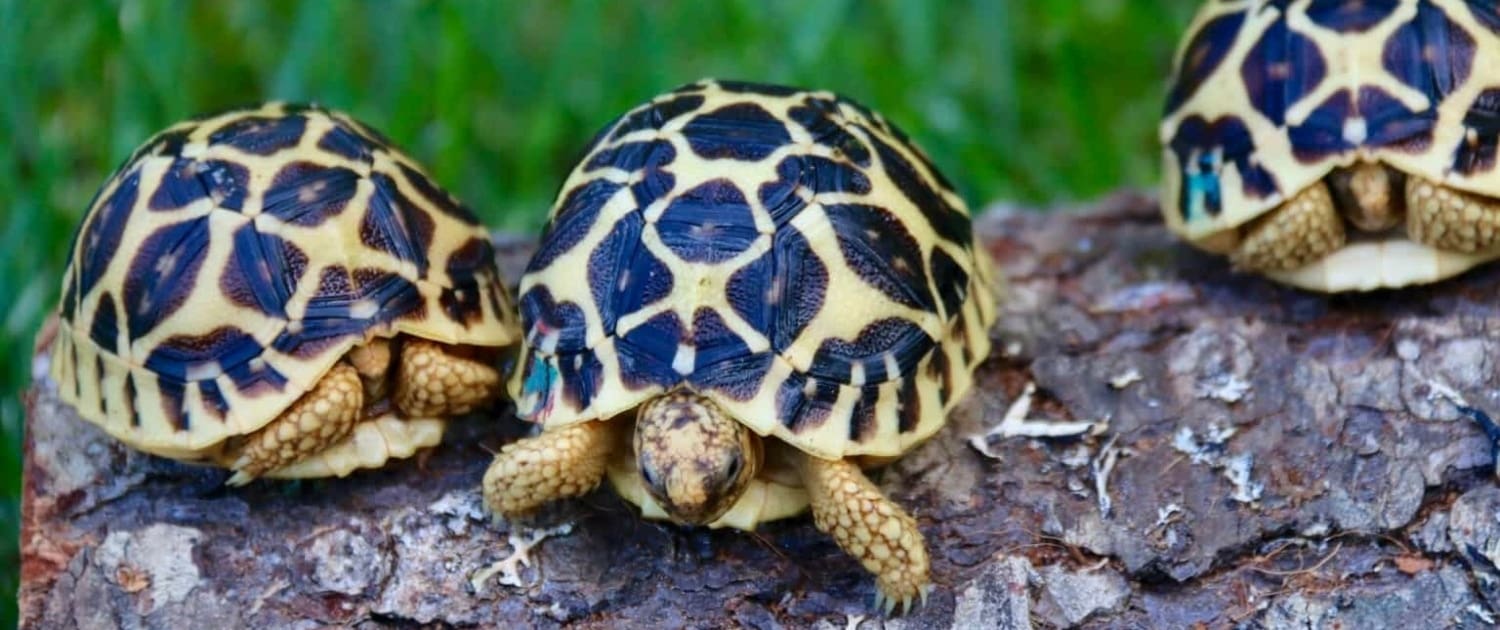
[149,158,250,211]
[657,179,760,263]
[261,161,361,226]
[1305,0,1400,33]
[681,102,793,161]
[208,113,307,155]
[122,216,213,339]
[510,80,995,459]
[1455,88,1500,174]
[1239,14,1325,128]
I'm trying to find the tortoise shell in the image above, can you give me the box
[51,103,518,462]
[509,79,997,460]
[1161,0,1500,289]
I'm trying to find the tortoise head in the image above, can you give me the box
[634,390,761,526]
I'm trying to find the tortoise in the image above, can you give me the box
[1160,0,1500,291]
[481,79,996,612]
[50,102,519,484]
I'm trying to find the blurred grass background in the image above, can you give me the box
[0,0,1195,625]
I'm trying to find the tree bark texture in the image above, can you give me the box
[20,192,1500,628]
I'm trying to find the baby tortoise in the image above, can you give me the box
[1161,0,1500,291]
[52,103,518,484]
[482,80,996,612]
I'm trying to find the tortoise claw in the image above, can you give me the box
[872,585,922,616]
[225,470,255,487]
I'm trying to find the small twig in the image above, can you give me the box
[969,382,1104,458]
[1249,541,1343,577]
[1091,435,1125,518]
[470,522,575,591]
[1108,368,1142,389]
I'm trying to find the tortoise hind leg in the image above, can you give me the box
[1406,176,1500,252]
[1230,181,1346,272]
[797,454,930,615]
[394,339,502,417]
[226,363,363,486]
[482,421,615,518]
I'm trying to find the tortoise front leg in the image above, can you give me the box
[1230,181,1346,272]
[797,454,930,615]
[226,363,363,486]
[482,421,616,518]
[394,339,502,417]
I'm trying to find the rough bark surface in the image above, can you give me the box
[20,192,1500,629]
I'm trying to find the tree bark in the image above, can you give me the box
[21,192,1500,628]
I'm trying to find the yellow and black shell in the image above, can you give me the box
[51,103,518,465]
[510,79,996,460]
[1161,0,1500,290]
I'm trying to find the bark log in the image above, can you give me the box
[21,192,1500,629]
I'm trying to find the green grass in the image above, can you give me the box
[0,1,1195,626]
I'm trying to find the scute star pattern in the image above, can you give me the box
[511,80,996,459]
[51,102,517,457]
[1161,0,1500,233]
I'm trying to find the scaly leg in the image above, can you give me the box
[1406,176,1500,252]
[227,363,363,486]
[798,455,930,615]
[1231,181,1346,272]
[482,421,615,518]
[394,339,502,417]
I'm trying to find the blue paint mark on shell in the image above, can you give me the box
[1169,115,1280,220]
[518,355,558,419]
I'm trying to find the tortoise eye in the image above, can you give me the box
[724,453,743,481]
[639,462,660,489]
